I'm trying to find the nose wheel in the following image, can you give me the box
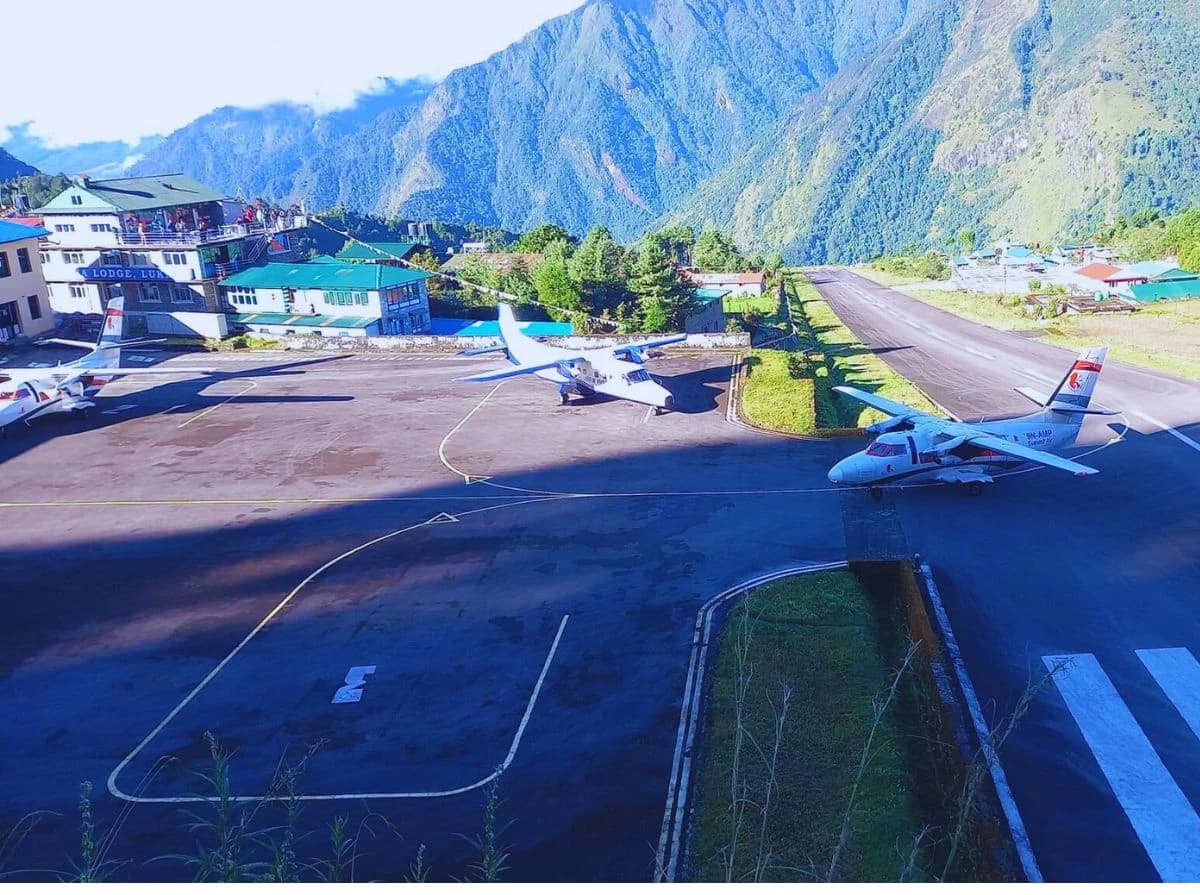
[869,486,884,501]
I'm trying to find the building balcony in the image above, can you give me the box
[115,215,308,248]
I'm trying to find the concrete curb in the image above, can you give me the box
[914,559,1043,882]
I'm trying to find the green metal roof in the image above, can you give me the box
[336,241,425,261]
[232,312,380,329]
[1152,267,1198,282]
[220,261,430,290]
[1128,280,1200,302]
[38,174,229,213]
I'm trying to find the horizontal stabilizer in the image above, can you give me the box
[37,338,95,350]
[455,357,579,383]
[458,344,508,357]
[1014,386,1051,407]
[1045,404,1118,416]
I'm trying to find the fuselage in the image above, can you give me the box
[827,411,1084,486]
[509,328,674,409]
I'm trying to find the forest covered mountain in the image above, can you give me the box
[0,147,36,180]
[128,0,1200,261]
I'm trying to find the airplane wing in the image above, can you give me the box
[455,357,581,383]
[611,334,688,353]
[832,385,947,421]
[963,431,1099,477]
[56,366,214,378]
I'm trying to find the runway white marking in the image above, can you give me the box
[1045,652,1200,881]
[107,500,574,803]
[656,561,847,881]
[176,380,257,429]
[643,405,654,424]
[332,665,376,704]
[1129,411,1200,456]
[427,511,460,523]
[101,404,137,415]
[1137,648,1200,741]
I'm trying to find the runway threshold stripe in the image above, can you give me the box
[1045,652,1200,881]
[1137,648,1200,742]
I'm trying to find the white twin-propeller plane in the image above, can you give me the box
[0,298,212,433]
[828,347,1115,495]
[456,303,686,412]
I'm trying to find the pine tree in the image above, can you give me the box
[630,240,695,330]
[568,226,627,315]
[531,239,581,311]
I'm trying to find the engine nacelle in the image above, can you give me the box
[865,414,913,435]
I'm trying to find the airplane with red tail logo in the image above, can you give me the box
[827,347,1116,496]
[0,298,212,433]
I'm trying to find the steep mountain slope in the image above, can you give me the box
[0,146,37,179]
[134,0,909,239]
[670,0,1200,260]
[133,78,436,208]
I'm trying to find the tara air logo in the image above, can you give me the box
[105,309,123,331]
[1068,371,1082,391]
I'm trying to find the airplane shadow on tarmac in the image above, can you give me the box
[0,354,356,466]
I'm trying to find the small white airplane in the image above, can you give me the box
[827,347,1116,496]
[455,303,686,412]
[0,298,212,433]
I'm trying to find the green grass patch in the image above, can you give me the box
[789,273,940,428]
[739,349,817,434]
[906,289,1200,383]
[723,294,780,317]
[689,570,926,882]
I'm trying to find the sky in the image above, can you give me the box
[1,0,585,148]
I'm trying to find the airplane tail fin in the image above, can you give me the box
[97,298,126,349]
[1043,347,1113,416]
[496,302,533,348]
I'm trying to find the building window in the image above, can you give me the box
[0,251,9,278]
[71,194,83,205]
[129,252,150,266]
[140,284,165,303]
[64,251,85,264]
[163,252,187,266]
[171,286,197,305]
[225,287,258,306]
[27,294,42,320]
[54,223,76,232]
[16,248,31,273]
[39,252,50,264]
[355,291,368,305]
[69,285,87,298]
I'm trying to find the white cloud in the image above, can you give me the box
[2,0,584,147]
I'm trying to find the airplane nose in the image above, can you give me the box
[828,462,845,484]
[662,394,675,411]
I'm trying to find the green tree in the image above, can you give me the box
[408,249,444,297]
[568,225,627,315]
[1179,240,1200,273]
[630,240,695,330]
[693,228,747,272]
[647,225,696,266]
[957,228,976,253]
[531,239,581,311]
[516,224,573,253]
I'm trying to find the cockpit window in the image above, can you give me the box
[625,369,651,384]
[865,440,905,457]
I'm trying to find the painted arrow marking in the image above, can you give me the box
[332,665,376,704]
[427,512,460,524]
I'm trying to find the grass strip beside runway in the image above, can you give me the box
[688,569,925,882]
[905,287,1200,383]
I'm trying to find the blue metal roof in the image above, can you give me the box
[428,317,573,337]
[0,219,49,245]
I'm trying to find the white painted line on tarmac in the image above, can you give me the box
[332,665,376,704]
[1137,648,1200,742]
[656,560,847,881]
[643,405,654,424]
[1129,411,1200,456]
[101,404,137,415]
[1045,652,1200,881]
[107,497,573,803]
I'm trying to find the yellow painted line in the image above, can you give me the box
[176,379,256,429]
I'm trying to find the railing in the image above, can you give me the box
[115,215,307,248]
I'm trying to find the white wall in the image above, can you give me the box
[0,236,54,339]
[42,213,122,248]
[139,311,228,339]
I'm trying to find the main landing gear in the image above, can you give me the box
[965,481,984,497]
[869,486,884,501]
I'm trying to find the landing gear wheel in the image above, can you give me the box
[559,391,570,406]
[869,486,884,501]
[966,481,984,497]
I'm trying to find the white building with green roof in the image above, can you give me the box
[35,173,307,337]
[220,261,432,336]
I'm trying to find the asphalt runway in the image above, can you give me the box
[0,348,850,881]
[811,268,1200,882]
